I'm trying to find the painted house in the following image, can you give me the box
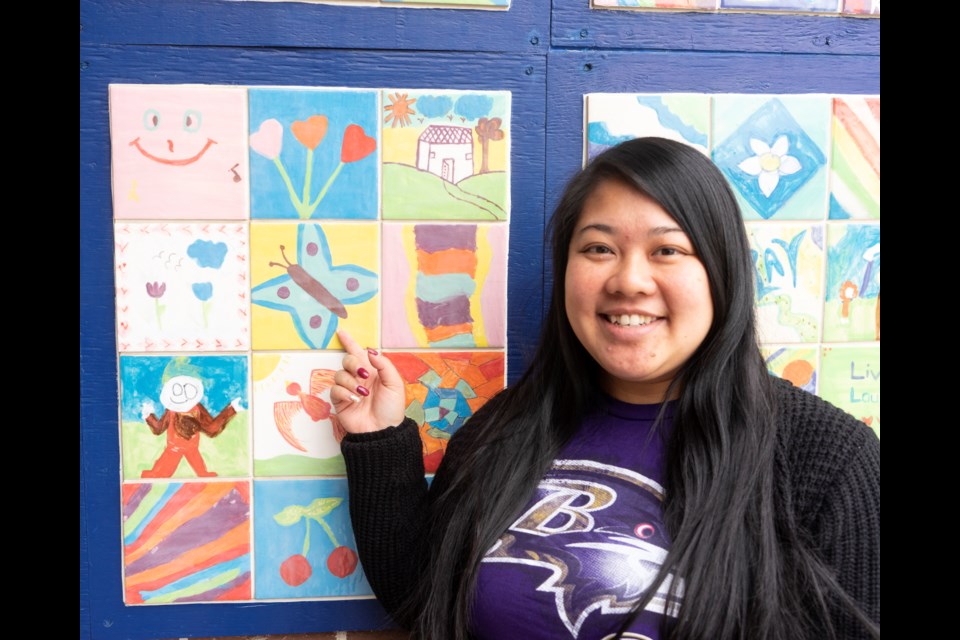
[416,125,474,183]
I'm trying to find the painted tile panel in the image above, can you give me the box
[823,224,880,342]
[586,93,710,161]
[122,481,251,604]
[250,222,379,351]
[762,346,818,394]
[115,223,250,352]
[749,223,824,343]
[829,97,880,219]
[842,0,879,14]
[720,0,839,11]
[820,346,880,437]
[594,0,717,7]
[382,223,507,348]
[387,351,506,473]
[253,479,372,599]
[714,95,830,221]
[120,355,250,480]
[249,89,379,220]
[110,85,249,220]
[381,90,509,221]
[252,353,347,477]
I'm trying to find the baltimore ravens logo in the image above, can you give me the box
[482,460,681,638]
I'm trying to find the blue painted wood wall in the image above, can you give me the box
[79,2,879,638]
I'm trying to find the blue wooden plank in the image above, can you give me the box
[552,4,880,55]
[81,0,549,53]
[80,43,545,639]
[544,49,879,313]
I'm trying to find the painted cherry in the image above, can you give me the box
[280,554,313,586]
[326,546,358,578]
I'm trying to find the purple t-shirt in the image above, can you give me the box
[472,399,678,640]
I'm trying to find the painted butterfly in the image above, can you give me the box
[252,224,377,348]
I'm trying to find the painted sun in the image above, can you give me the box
[384,92,417,128]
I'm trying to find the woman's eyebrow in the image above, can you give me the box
[576,223,615,235]
[649,226,685,236]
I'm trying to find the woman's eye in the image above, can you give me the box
[655,247,683,257]
[583,245,613,255]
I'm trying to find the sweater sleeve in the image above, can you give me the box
[341,418,428,622]
[812,423,881,637]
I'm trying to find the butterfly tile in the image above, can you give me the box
[120,355,250,480]
[114,223,250,352]
[381,223,507,348]
[253,479,372,599]
[586,93,710,162]
[252,353,347,477]
[829,97,880,220]
[822,223,879,342]
[110,85,249,221]
[820,346,880,437]
[386,351,505,473]
[122,481,251,604]
[748,222,824,343]
[381,90,510,221]
[720,0,839,11]
[713,95,830,220]
[250,222,379,350]
[761,346,818,394]
[249,88,379,220]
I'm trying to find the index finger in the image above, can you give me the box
[336,329,365,356]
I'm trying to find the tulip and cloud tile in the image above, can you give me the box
[249,88,379,220]
[253,479,372,599]
[381,89,510,221]
[586,93,710,162]
[822,224,879,342]
[713,95,830,221]
[110,84,249,220]
[115,223,250,352]
[250,222,379,351]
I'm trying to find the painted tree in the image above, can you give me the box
[475,117,504,174]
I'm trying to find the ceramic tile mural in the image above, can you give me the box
[592,0,877,14]
[381,90,509,220]
[110,84,509,604]
[830,97,880,219]
[382,223,508,348]
[585,92,878,434]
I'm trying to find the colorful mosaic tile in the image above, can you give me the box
[842,0,880,14]
[748,222,824,343]
[829,97,880,219]
[714,95,830,220]
[249,88,379,220]
[720,0,839,11]
[381,90,509,220]
[586,93,710,161]
[253,479,372,599]
[823,224,880,342]
[593,0,717,8]
[387,351,506,473]
[122,481,251,604]
[762,346,818,394]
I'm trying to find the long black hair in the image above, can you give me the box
[403,138,876,639]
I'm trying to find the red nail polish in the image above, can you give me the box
[367,348,379,356]
[357,368,370,379]
[356,385,370,397]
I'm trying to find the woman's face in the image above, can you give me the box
[564,178,714,404]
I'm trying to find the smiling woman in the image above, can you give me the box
[335,138,880,640]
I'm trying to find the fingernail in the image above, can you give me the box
[349,394,361,403]
[356,385,370,397]
[367,348,379,356]
[357,367,370,379]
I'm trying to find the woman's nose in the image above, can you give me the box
[606,255,656,296]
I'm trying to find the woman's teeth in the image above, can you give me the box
[606,314,656,326]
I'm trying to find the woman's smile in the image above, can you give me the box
[565,178,714,404]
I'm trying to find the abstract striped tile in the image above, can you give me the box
[829,97,880,219]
